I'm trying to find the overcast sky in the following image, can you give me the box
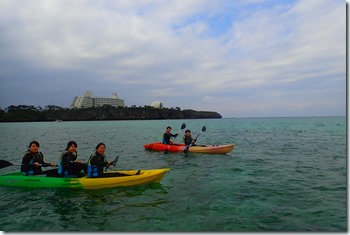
[0,0,346,118]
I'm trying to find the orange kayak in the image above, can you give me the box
[144,142,235,154]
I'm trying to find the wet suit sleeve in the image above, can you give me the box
[38,153,50,167]
[164,132,178,144]
[90,155,108,168]
[97,160,108,168]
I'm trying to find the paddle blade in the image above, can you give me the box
[181,123,186,130]
[202,126,206,132]
[0,160,14,169]
[110,156,119,167]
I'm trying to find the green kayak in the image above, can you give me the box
[0,168,170,189]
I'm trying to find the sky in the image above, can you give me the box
[0,0,346,118]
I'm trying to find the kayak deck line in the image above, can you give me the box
[24,179,40,182]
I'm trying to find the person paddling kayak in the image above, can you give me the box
[183,129,197,146]
[58,141,88,177]
[21,140,56,176]
[87,143,140,177]
[162,126,178,144]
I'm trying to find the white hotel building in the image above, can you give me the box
[71,91,125,109]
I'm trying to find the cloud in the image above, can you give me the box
[0,0,345,117]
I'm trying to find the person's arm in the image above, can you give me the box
[89,154,108,167]
[41,162,51,167]
[38,152,51,167]
[97,158,109,168]
[191,137,196,145]
[171,133,178,137]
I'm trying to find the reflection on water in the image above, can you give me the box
[43,183,169,231]
[0,183,168,231]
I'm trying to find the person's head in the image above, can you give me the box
[166,126,172,133]
[95,143,106,155]
[66,141,77,152]
[185,130,191,136]
[28,140,40,153]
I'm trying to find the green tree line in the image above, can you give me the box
[0,105,222,122]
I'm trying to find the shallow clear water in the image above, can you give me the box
[0,117,346,232]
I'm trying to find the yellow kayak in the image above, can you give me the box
[0,168,170,190]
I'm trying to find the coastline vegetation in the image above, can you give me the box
[0,104,222,122]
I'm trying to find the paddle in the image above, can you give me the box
[0,160,58,170]
[105,156,141,176]
[164,123,186,153]
[106,156,119,168]
[184,126,206,153]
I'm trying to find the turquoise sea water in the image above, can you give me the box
[0,117,346,232]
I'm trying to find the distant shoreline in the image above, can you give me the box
[0,105,222,122]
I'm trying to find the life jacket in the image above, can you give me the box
[87,154,101,178]
[58,150,68,176]
[87,165,98,178]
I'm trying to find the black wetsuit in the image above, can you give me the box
[21,151,50,175]
[88,152,128,177]
[59,150,87,176]
[163,132,178,144]
[183,135,196,146]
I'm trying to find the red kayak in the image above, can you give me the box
[144,142,235,154]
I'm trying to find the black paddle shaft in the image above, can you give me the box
[184,126,206,153]
[0,160,58,169]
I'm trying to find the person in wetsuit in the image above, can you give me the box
[21,140,56,175]
[87,143,140,178]
[58,141,88,177]
[183,129,197,146]
[162,126,178,144]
